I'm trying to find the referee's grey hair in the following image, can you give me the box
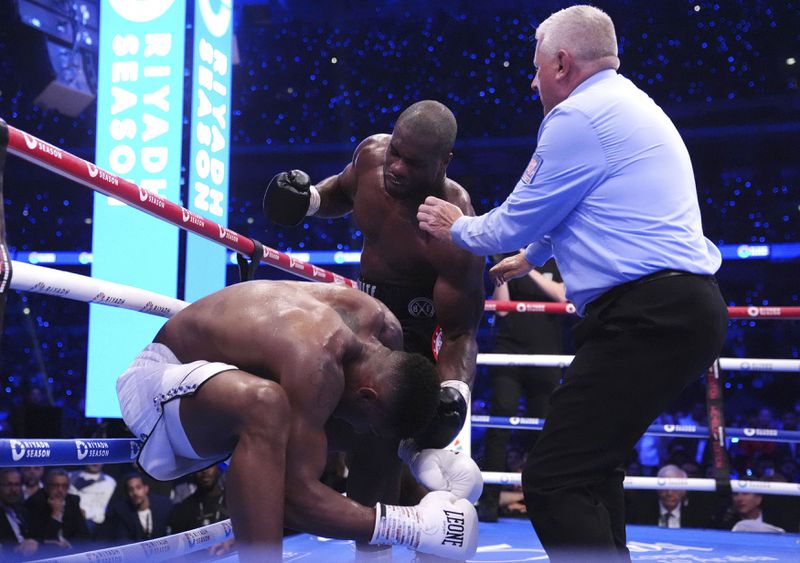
[535,5,619,64]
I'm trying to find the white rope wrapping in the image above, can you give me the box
[10,261,188,318]
[481,472,800,497]
[478,353,800,373]
[31,519,234,562]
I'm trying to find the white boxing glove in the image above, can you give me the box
[398,441,483,504]
[370,490,479,560]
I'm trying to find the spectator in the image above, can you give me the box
[733,407,780,471]
[478,256,565,522]
[168,465,229,533]
[104,473,171,542]
[729,491,785,533]
[68,464,116,538]
[24,468,89,554]
[626,464,713,529]
[665,441,692,469]
[676,402,708,465]
[757,474,800,534]
[624,451,643,478]
[635,413,674,476]
[20,467,43,500]
[0,468,39,559]
[777,456,798,484]
[169,465,235,557]
[497,448,529,519]
[680,461,702,479]
[170,475,198,505]
[756,407,779,430]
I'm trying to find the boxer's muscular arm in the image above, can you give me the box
[282,358,375,541]
[434,258,484,387]
[403,232,484,452]
[345,434,404,507]
[409,188,485,449]
[313,135,383,218]
[431,194,485,387]
[372,297,404,351]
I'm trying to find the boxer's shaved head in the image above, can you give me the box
[395,100,457,159]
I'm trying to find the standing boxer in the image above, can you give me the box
[263,100,486,453]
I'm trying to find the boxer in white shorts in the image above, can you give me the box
[116,342,237,481]
[115,280,480,562]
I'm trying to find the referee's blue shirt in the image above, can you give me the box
[451,69,721,315]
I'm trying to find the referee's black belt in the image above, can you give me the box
[587,269,714,314]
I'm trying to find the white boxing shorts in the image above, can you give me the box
[116,342,237,481]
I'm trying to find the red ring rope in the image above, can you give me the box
[5,124,357,288]
[488,301,800,318]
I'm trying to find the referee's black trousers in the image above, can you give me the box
[522,272,728,562]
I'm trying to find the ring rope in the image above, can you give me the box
[5,124,357,288]
[479,353,800,373]
[8,265,799,449]
[3,118,796,314]
[12,264,799,375]
[487,300,800,319]
[11,260,188,318]
[481,472,800,497]
[8,413,793,470]
[30,519,234,563]
[471,416,800,444]
[0,438,141,467]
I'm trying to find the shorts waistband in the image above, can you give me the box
[586,270,714,315]
[357,277,436,320]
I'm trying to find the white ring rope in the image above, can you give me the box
[478,353,800,373]
[5,124,359,288]
[11,264,800,374]
[11,263,798,380]
[10,260,188,318]
[31,519,234,563]
[481,472,800,497]
[13,257,800,376]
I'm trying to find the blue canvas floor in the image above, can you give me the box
[271,518,800,562]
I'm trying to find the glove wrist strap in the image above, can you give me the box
[441,380,471,404]
[307,186,320,216]
[370,503,420,549]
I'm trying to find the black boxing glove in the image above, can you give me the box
[414,381,470,450]
[262,170,320,226]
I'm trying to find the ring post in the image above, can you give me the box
[0,118,12,352]
[705,359,732,496]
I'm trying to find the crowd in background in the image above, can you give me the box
[0,460,231,559]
